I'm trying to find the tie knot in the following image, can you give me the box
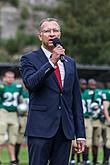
[55,64,59,69]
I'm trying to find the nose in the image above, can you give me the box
[50,30,55,35]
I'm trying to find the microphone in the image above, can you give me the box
[52,38,65,62]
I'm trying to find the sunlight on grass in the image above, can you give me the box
[70,146,104,164]
[1,146,104,164]
[1,146,28,164]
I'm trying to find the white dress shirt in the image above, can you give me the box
[41,46,65,87]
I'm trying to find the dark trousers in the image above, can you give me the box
[27,123,71,165]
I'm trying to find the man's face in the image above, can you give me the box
[4,73,15,85]
[80,83,87,91]
[88,82,96,90]
[38,21,61,51]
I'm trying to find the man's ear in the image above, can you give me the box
[37,33,42,41]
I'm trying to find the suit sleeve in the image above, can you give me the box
[19,55,55,91]
[72,61,86,139]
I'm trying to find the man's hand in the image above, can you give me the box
[50,45,65,65]
[74,139,86,153]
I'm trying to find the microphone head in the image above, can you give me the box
[52,38,65,63]
[52,38,62,47]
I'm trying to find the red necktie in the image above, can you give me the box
[54,64,62,89]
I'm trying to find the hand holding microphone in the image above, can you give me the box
[50,38,65,65]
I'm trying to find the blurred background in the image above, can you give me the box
[0,0,110,164]
[0,0,110,82]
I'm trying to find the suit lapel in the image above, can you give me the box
[63,59,70,91]
[35,48,48,64]
[33,49,72,91]
[33,48,61,90]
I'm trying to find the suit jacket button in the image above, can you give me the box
[59,106,61,110]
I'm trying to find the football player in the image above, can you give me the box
[15,83,29,165]
[88,79,104,165]
[70,78,87,164]
[81,79,93,164]
[103,89,110,165]
[0,71,23,165]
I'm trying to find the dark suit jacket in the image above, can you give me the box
[19,48,86,140]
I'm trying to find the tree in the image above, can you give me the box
[49,0,110,64]
[9,0,19,7]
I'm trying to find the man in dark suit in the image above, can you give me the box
[19,18,86,165]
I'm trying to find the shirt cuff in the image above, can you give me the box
[76,138,86,141]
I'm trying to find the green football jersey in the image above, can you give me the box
[17,88,29,115]
[92,88,104,121]
[0,82,23,112]
[102,89,108,101]
[22,89,29,104]
[0,83,5,108]
[103,89,110,116]
[82,89,94,118]
[102,89,110,101]
[81,90,87,116]
[92,89,103,106]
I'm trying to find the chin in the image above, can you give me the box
[50,42,56,47]
[48,42,53,46]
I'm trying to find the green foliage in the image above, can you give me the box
[19,23,26,30]
[0,48,11,62]
[21,6,29,20]
[1,0,110,65]
[16,31,38,49]
[9,0,19,7]
[4,38,19,54]
[1,31,37,56]
[49,0,110,64]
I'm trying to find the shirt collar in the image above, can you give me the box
[41,45,51,59]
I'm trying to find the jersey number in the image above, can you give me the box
[3,92,19,107]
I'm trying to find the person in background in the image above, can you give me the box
[19,17,86,165]
[0,71,23,165]
[15,83,29,165]
[71,78,88,165]
[103,89,110,165]
[80,78,92,165]
[88,79,104,165]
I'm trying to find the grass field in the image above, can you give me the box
[1,145,28,164]
[70,147,104,164]
[1,145,104,164]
